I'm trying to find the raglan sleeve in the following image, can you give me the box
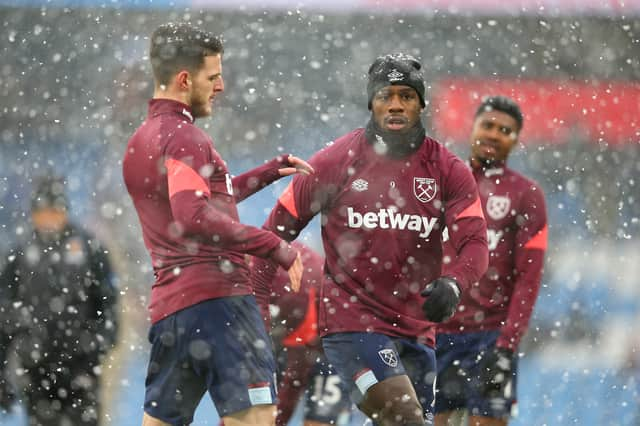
[496,184,547,350]
[441,159,489,290]
[252,147,336,295]
[232,155,291,203]
[164,130,297,270]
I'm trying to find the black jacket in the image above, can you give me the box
[0,223,118,370]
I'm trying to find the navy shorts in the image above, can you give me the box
[322,332,436,421]
[303,352,352,425]
[144,296,277,425]
[435,330,517,419]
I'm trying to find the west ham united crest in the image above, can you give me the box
[413,177,437,202]
[486,195,511,220]
[378,349,398,367]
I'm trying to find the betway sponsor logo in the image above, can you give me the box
[487,229,503,251]
[347,207,438,239]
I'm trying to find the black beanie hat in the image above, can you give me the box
[31,176,68,211]
[367,53,426,110]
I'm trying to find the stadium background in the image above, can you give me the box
[0,0,639,424]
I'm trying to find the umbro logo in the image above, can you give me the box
[387,68,405,82]
[351,178,369,192]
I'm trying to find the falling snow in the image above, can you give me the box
[0,2,639,425]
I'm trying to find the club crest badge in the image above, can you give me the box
[486,195,511,220]
[387,68,405,82]
[378,349,398,368]
[414,177,437,203]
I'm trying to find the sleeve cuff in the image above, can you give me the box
[269,240,298,270]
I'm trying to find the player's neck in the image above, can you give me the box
[364,117,425,158]
[470,156,506,171]
[153,87,190,107]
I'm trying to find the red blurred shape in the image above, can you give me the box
[431,78,640,145]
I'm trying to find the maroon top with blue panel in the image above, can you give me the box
[122,99,296,324]
[439,162,548,350]
[260,128,488,347]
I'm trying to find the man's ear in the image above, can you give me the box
[176,70,191,90]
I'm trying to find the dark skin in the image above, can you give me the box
[356,84,428,426]
[435,110,519,426]
[469,110,520,169]
[372,85,423,133]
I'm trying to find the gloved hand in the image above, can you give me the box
[420,277,460,322]
[0,377,16,412]
[479,347,514,398]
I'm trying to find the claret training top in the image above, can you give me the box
[123,99,296,323]
[256,128,489,347]
[439,161,548,350]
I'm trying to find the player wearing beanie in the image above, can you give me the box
[252,53,488,425]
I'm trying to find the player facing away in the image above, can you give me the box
[253,241,352,426]
[122,23,314,426]
[434,96,548,426]
[252,53,489,426]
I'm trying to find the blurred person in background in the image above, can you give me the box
[122,23,313,426]
[0,175,119,425]
[252,53,488,426]
[253,241,352,426]
[434,96,548,426]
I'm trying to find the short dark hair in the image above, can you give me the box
[475,96,523,131]
[31,175,68,211]
[150,22,224,86]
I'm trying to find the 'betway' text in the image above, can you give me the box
[347,207,438,239]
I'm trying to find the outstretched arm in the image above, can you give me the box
[497,185,547,350]
[251,147,334,295]
[164,142,298,269]
[232,155,314,203]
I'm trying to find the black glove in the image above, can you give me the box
[420,277,461,323]
[479,347,514,398]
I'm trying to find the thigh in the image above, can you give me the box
[321,332,407,405]
[434,332,475,414]
[396,339,437,422]
[204,295,278,418]
[145,296,278,424]
[303,352,352,425]
[467,353,518,420]
[144,308,207,426]
[435,330,516,418]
